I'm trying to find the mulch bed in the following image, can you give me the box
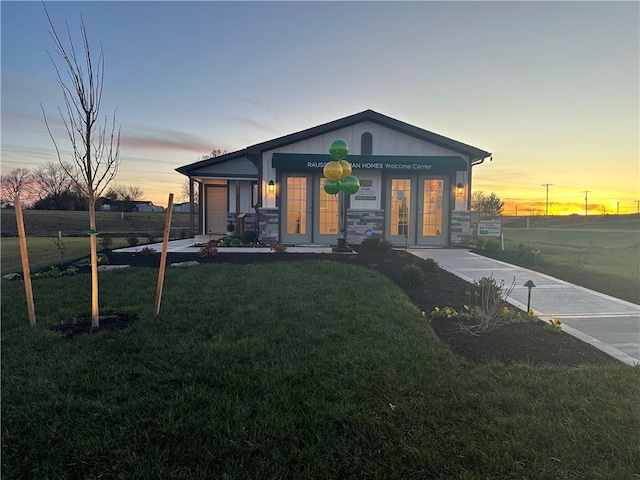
[96,246,620,366]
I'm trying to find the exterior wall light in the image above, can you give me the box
[456,183,464,197]
[267,180,275,194]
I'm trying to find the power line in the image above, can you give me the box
[583,190,591,217]
[542,183,553,216]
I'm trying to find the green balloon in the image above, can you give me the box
[323,179,342,195]
[341,175,360,195]
[329,139,349,160]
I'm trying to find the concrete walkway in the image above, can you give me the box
[114,237,335,254]
[408,248,640,366]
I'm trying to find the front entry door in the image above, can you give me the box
[281,174,312,244]
[386,178,413,245]
[417,177,448,245]
[206,185,228,234]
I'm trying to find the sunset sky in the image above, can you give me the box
[2,1,638,215]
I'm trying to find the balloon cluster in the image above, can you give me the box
[323,140,360,195]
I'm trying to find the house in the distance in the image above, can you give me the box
[176,110,491,246]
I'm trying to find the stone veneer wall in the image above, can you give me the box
[226,213,257,234]
[257,208,279,242]
[346,209,385,244]
[450,211,472,246]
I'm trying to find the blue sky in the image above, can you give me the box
[2,1,638,214]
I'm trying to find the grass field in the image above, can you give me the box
[2,263,638,479]
[1,209,192,237]
[477,215,640,303]
[1,210,194,275]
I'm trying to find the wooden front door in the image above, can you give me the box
[206,185,228,234]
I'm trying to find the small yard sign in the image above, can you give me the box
[478,220,502,237]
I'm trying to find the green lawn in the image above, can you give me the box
[2,263,638,479]
[502,226,639,281]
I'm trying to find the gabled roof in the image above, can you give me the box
[248,109,491,160]
[176,109,491,175]
[176,149,248,176]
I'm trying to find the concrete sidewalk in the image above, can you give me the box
[408,248,640,366]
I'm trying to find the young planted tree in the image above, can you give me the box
[42,6,121,328]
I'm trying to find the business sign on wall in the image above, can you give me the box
[272,153,467,172]
[354,179,376,200]
[477,220,502,237]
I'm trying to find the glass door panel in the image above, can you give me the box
[421,179,443,236]
[387,178,412,243]
[282,175,312,243]
[417,176,448,245]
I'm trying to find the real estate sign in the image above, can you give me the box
[478,220,502,237]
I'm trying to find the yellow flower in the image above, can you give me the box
[463,305,470,311]
[434,306,440,312]
[502,306,510,314]
[445,308,452,315]
[552,318,562,327]
[421,310,426,318]
[528,309,534,316]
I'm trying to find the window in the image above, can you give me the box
[361,132,373,155]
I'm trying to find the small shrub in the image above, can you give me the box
[270,242,287,253]
[241,230,258,244]
[101,235,113,249]
[126,235,139,247]
[146,233,157,244]
[34,266,63,279]
[414,257,438,273]
[198,244,218,258]
[484,240,500,253]
[463,275,516,334]
[63,265,79,276]
[399,264,424,286]
[138,246,156,257]
[360,237,393,252]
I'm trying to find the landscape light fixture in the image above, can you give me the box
[524,280,536,313]
[267,180,275,194]
[456,183,464,197]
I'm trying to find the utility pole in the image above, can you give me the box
[542,183,553,216]
[583,191,591,217]
[635,200,640,214]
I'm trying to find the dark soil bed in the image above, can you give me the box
[101,247,619,367]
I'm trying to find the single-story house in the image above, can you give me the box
[176,109,491,246]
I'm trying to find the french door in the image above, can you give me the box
[281,174,312,243]
[386,176,449,245]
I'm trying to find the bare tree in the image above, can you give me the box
[31,161,77,208]
[0,168,35,208]
[180,179,199,204]
[198,149,227,161]
[104,184,143,211]
[41,5,121,328]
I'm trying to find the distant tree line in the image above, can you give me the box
[471,190,505,218]
[0,163,142,211]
